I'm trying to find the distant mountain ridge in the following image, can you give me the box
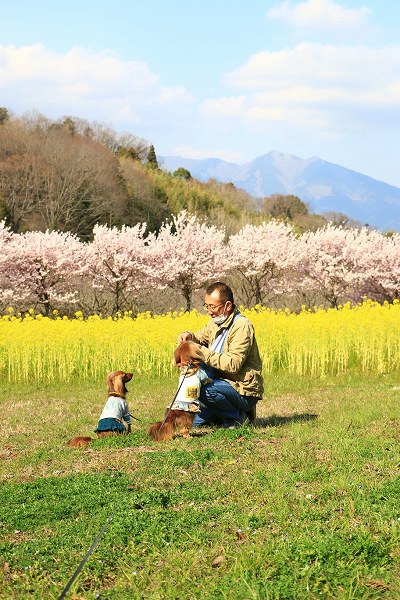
[160,152,400,231]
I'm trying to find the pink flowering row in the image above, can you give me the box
[0,211,399,315]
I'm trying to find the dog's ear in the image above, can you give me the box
[174,341,193,366]
[107,371,116,394]
[107,370,127,397]
[174,344,183,366]
[175,341,205,366]
[107,370,132,397]
[113,373,125,397]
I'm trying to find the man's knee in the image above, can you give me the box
[202,385,240,413]
[202,387,226,406]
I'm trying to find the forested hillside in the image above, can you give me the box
[0,109,334,239]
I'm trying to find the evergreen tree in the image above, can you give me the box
[63,116,77,135]
[173,167,192,180]
[146,144,159,169]
[0,107,10,125]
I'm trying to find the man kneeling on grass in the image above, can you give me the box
[177,282,263,429]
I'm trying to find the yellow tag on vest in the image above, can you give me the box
[185,386,199,399]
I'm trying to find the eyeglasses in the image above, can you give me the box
[203,302,225,311]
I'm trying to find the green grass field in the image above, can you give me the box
[1,373,400,599]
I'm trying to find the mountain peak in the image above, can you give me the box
[161,152,400,231]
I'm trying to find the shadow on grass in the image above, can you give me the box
[186,413,318,435]
[256,412,318,427]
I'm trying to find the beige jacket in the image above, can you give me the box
[191,309,263,399]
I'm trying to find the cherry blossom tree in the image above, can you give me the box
[0,220,14,308]
[350,229,400,302]
[227,220,302,306]
[85,223,157,314]
[151,211,228,311]
[2,215,400,315]
[297,224,369,307]
[5,230,85,314]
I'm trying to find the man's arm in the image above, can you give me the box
[177,322,211,346]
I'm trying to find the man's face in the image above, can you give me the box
[203,291,232,317]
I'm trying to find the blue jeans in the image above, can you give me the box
[193,376,258,428]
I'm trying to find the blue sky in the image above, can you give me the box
[1,0,400,186]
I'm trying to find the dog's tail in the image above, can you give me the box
[67,436,93,448]
[148,420,175,442]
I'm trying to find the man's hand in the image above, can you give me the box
[177,330,193,344]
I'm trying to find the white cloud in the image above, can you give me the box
[267,0,371,34]
[199,41,400,139]
[225,43,400,94]
[223,43,400,107]
[0,44,192,125]
[200,96,246,118]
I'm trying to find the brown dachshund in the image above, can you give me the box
[148,341,210,442]
[67,370,133,448]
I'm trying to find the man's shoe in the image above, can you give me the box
[244,405,257,423]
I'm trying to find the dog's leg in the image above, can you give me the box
[176,412,195,438]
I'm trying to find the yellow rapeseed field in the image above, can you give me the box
[1,300,399,383]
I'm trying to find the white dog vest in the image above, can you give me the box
[171,372,201,411]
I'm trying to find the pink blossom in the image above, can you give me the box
[227,221,302,305]
[3,230,85,314]
[0,221,14,308]
[151,211,227,311]
[299,225,373,307]
[86,223,156,313]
